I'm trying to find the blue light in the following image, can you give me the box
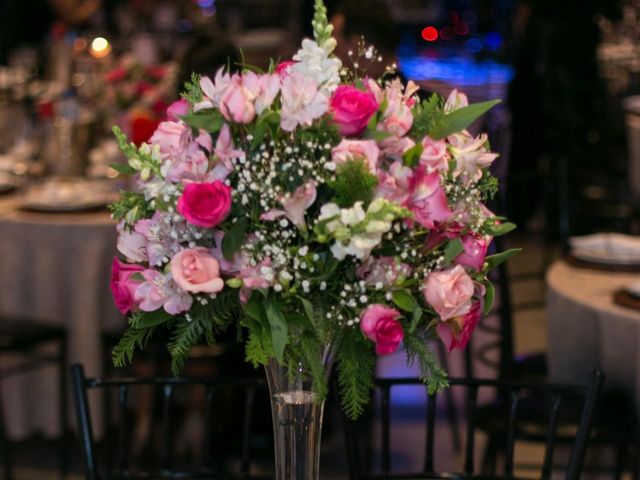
[485,31,503,51]
[466,38,483,53]
[197,0,214,7]
[397,56,514,86]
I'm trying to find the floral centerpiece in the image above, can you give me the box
[108,1,517,478]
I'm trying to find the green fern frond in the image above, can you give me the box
[181,73,203,105]
[403,331,449,394]
[112,326,156,368]
[336,331,375,419]
[410,93,445,142]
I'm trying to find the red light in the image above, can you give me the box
[421,26,438,42]
[454,22,469,35]
[439,26,453,41]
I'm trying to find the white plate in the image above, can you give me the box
[570,233,640,265]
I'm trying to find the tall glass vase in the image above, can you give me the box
[264,345,334,480]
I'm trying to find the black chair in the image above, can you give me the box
[71,363,271,480]
[0,319,69,480]
[343,371,604,480]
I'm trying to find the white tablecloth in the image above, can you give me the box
[546,260,640,409]
[0,198,122,438]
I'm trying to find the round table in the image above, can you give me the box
[0,196,121,438]
[546,260,640,410]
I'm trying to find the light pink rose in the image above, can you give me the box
[134,270,193,315]
[260,181,317,229]
[356,256,411,287]
[420,137,448,173]
[330,85,379,137]
[454,234,490,271]
[276,61,295,79]
[280,72,328,131]
[444,89,469,113]
[166,99,189,121]
[424,265,474,320]
[437,301,481,353]
[406,167,451,229]
[170,247,224,293]
[110,257,144,314]
[150,121,187,157]
[177,181,232,228]
[219,75,256,124]
[331,139,379,174]
[360,304,404,355]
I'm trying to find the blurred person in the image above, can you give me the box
[507,0,622,231]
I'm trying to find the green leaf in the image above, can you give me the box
[409,307,423,333]
[362,129,392,142]
[430,99,501,140]
[180,110,224,133]
[298,296,316,326]
[109,163,137,175]
[244,292,266,323]
[484,248,522,270]
[264,298,288,363]
[485,221,517,236]
[443,238,464,264]
[135,309,172,329]
[251,110,279,150]
[392,290,418,313]
[483,281,495,316]
[222,218,248,261]
[402,143,424,168]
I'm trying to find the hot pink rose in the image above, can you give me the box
[455,234,490,271]
[177,181,232,228]
[437,301,481,353]
[424,265,474,320]
[220,75,256,124]
[360,304,404,355]
[110,257,144,314]
[420,137,448,173]
[166,99,189,121]
[330,85,379,137]
[331,139,380,173]
[170,248,224,293]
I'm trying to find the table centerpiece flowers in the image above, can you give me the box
[108,1,517,478]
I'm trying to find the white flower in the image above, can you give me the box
[448,130,498,184]
[292,39,342,94]
[280,72,329,132]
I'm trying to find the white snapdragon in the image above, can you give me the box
[292,39,342,94]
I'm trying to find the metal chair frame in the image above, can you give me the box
[71,364,270,480]
[343,372,604,480]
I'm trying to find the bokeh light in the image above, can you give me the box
[90,37,111,58]
[421,26,438,42]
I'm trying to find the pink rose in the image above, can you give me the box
[110,257,144,314]
[220,75,256,124]
[177,181,232,228]
[276,61,295,79]
[331,139,380,174]
[149,121,187,158]
[424,265,474,320]
[437,301,481,353]
[166,99,189,121]
[420,137,448,173]
[455,234,490,271]
[170,248,224,293]
[330,85,379,137]
[360,304,404,355]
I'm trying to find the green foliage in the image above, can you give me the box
[391,290,418,313]
[477,173,499,201]
[402,143,424,168]
[264,297,288,363]
[403,331,449,394]
[108,191,153,225]
[410,94,445,142]
[336,331,375,419]
[327,158,378,207]
[430,99,501,140]
[222,218,248,260]
[113,125,140,159]
[181,73,203,105]
[245,329,272,367]
[299,335,329,400]
[181,110,224,133]
[443,238,464,264]
[112,325,156,367]
[484,248,522,271]
[312,0,336,52]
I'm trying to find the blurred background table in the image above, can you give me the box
[546,259,640,412]
[0,198,120,438]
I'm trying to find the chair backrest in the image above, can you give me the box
[71,364,269,480]
[343,371,604,480]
